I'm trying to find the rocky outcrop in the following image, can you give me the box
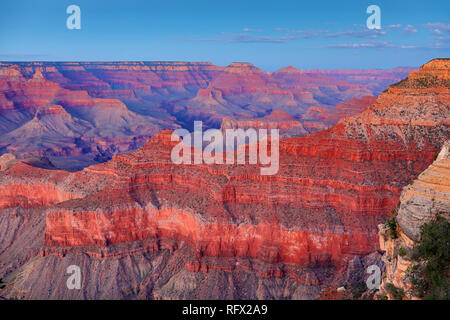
[221,110,308,137]
[0,153,15,171]
[378,140,450,299]
[397,141,450,241]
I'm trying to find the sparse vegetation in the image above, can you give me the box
[385,217,398,239]
[410,217,449,300]
[398,247,408,257]
[376,294,388,300]
[390,78,408,88]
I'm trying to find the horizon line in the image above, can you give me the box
[0,60,419,71]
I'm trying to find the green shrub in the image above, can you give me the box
[376,294,388,300]
[385,283,405,300]
[410,217,449,300]
[386,218,398,239]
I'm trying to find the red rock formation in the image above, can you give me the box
[303,96,377,127]
[0,60,444,300]
[0,59,444,263]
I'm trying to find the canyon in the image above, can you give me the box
[0,59,448,299]
[0,61,413,170]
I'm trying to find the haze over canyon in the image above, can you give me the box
[0,61,412,170]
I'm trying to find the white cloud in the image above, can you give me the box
[242,28,263,33]
[425,23,450,33]
[403,25,418,34]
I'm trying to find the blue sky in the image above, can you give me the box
[0,0,449,70]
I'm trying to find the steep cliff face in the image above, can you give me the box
[378,140,450,300]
